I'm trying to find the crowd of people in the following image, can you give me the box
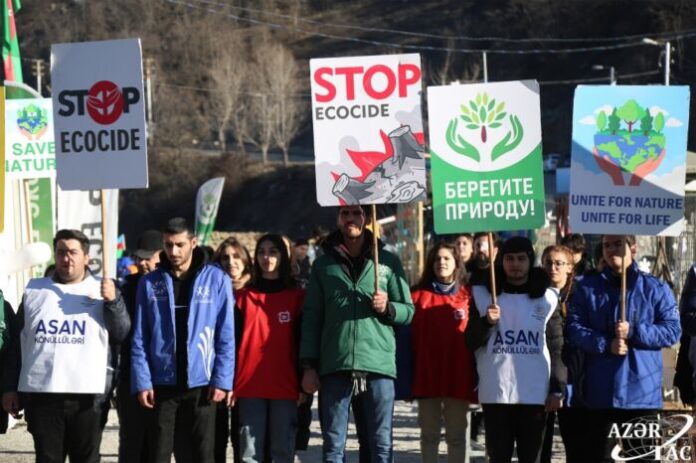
[0,205,689,463]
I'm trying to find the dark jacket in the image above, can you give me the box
[118,272,143,387]
[0,297,15,433]
[674,264,696,404]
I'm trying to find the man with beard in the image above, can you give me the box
[566,235,680,462]
[299,205,414,462]
[468,232,501,286]
[131,218,235,463]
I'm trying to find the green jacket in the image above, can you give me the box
[299,231,414,378]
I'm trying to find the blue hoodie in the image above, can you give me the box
[131,253,235,393]
[566,262,680,409]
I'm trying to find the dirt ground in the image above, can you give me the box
[0,400,569,462]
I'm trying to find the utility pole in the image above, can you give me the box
[144,57,155,137]
[31,59,46,96]
[482,52,488,83]
[664,41,671,86]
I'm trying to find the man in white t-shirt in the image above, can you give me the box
[2,229,130,463]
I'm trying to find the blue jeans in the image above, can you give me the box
[319,372,395,463]
[237,398,297,463]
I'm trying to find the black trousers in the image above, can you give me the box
[116,381,152,463]
[26,393,102,463]
[557,407,590,463]
[539,411,555,463]
[152,386,216,463]
[482,404,547,463]
[214,402,241,463]
[564,408,657,462]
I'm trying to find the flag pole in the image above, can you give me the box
[101,189,108,278]
[488,232,497,306]
[620,239,627,323]
[372,205,379,293]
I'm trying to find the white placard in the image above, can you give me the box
[57,188,118,277]
[310,53,425,206]
[51,38,148,190]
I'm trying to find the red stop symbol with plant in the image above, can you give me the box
[86,80,124,125]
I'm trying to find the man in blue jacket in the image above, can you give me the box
[566,234,680,462]
[131,218,235,463]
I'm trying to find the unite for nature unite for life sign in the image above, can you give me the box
[310,53,426,206]
[569,85,690,236]
[51,38,148,190]
[428,80,546,233]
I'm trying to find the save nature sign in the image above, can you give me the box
[428,80,545,233]
[569,85,690,236]
[310,53,426,206]
[5,98,55,179]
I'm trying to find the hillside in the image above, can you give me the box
[10,0,696,241]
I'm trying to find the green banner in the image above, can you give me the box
[26,177,54,277]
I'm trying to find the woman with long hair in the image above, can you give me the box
[411,242,477,463]
[233,234,304,463]
[540,244,579,463]
[213,237,253,292]
[212,237,253,463]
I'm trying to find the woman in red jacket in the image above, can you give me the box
[233,234,304,463]
[411,242,478,463]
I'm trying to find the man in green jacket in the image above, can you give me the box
[300,205,414,462]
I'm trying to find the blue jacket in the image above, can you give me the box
[566,262,680,409]
[131,256,235,393]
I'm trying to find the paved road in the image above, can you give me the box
[0,401,566,462]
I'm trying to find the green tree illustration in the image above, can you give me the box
[640,112,653,135]
[596,111,607,132]
[607,108,621,135]
[459,93,506,143]
[615,99,645,133]
[654,112,665,133]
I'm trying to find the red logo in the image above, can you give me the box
[86,81,124,125]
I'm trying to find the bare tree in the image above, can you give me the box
[246,82,275,164]
[265,43,306,166]
[207,31,249,153]
[246,39,279,164]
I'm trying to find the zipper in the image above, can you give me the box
[352,281,357,370]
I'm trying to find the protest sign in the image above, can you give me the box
[0,88,4,232]
[5,98,55,179]
[569,85,690,236]
[195,177,225,245]
[51,38,148,190]
[57,188,118,277]
[25,178,54,277]
[310,53,425,206]
[428,80,545,234]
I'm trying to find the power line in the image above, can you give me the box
[166,0,696,55]
[190,0,696,44]
[540,69,661,86]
